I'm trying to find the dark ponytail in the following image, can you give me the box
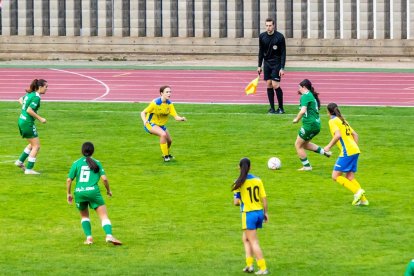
[232,158,251,191]
[299,79,321,110]
[327,102,349,127]
[26,79,47,93]
[81,142,99,173]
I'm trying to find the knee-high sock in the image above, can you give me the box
[351,179,367,200]
[257,259,267,271]
[336,176,359,194]
[81,218,92,237]
[160,143,169,156]
[267,88,275,110]
[275,87,283,109]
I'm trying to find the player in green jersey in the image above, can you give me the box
[15,79,48,175]
[66,142,122,245]
[293,79,331,171]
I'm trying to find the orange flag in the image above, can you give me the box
[245,76,259,95]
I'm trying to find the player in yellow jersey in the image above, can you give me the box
[323,103,369,206]
[232,158,269,275]
[140,86,187,162]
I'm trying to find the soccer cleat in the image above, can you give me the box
[163,155,171,162]
[268,108,277,114]
[324,151,332,157]
[106,236,122,245]
[24,169,40,175]
[15,160,25,171]
[298,166,312,171]
[84,236,93,245]
[167,154,175,159]
[276,108,285,114]
[243,266,254,273]
[352,189,365,206]
[357,199,369,206]
[255,269,269,275]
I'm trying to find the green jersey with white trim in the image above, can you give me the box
[299,91,320,129]
[68,157,106,192]
[19,92,41,123]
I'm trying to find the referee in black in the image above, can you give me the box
[257,18,286,114]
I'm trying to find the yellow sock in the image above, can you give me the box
[351,179,367,200]
[160,143,168,156]
[336,176,359,194]
[257,259,267,271]
[246,256,254,267]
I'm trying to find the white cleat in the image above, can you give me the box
[352,189,365,205]
[106,235,122,245]
[324,151,332,157]
[84,236,93,245]
[243,266,254,273]
[15,160,25,171]
[298,166,312,171]
[255,270,269,275]
[24,169,40,175]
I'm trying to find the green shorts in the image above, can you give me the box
[74,187,105,210]
[18,122,38,139]
[298,126,320,141]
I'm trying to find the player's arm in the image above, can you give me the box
[233,192,241,206]
[26,107,46,123]
[18,97,23,105]
[101,175,112,197]
[262,197,268,222]
[293,106,307,123]
[66,178,73,204]
[140,110,148,124]
[324,130,341,152]
[351,129,359,144]
[174,115,186,122]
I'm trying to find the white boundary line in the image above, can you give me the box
[48,68,110,101]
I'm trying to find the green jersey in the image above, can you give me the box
[19,92,41,124]
[299,91,320,129]
[68,157,106,192]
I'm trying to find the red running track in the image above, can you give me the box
[0,68,413,106]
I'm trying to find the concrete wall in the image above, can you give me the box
[0,0,413,61]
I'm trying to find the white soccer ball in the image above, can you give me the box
[268,157,281,170]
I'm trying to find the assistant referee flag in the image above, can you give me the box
[245,76,259,95]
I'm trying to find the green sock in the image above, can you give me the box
[314,146,324,154]
[26,157,36,169]
[81,219,92,237]
[19,152,29,163]
[300,157,311,167]
[102,219,112,235]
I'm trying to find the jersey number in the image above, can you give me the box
[79,166,90,182]
[345,125,351,136]
[247,186,260,203]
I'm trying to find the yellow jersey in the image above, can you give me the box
[234,174,267,212]
[144,97,178,126]
[328,116,360,157]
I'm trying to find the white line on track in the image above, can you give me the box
[48,68,110,100]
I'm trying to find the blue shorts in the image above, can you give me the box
[242,210,264,230]
[334,154,359,173]
[144,122,166,133]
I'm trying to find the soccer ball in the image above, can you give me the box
[268,157,281,170]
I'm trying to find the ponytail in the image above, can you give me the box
[232,158,251,191]
[81,142,99,173]
[327,102,349,127]
[26,79,48,93]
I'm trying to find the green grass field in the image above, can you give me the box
[0,101,413,275]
